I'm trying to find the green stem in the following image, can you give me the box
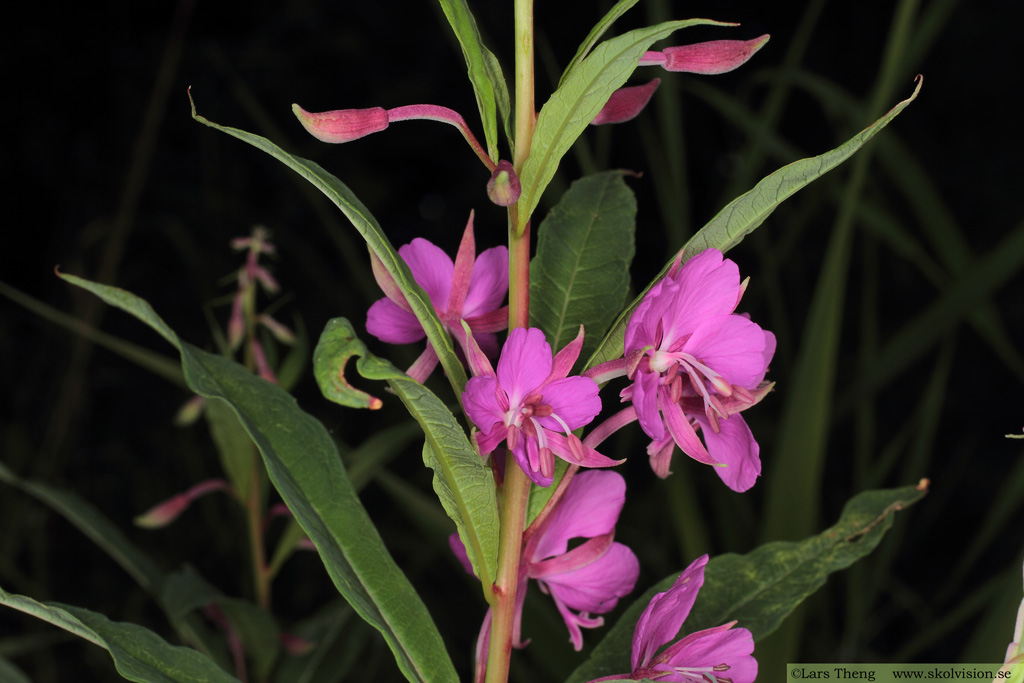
[512,0,534,174]
[484,1,535,679]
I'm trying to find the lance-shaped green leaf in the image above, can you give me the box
[585,76,924,371]
[189,95,468,398]
[516,19,725,233]
[565,481,929,683]
[57,273,458,683]
[0,585,239,683]
[435,0,511,159]
[314,317,499,596]
[530,171,636,364]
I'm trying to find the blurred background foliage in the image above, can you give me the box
[2,0,1022,681]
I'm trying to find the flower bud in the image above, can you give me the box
[593,79,661,125]
[641,35,770,75]
[486,160,521,206]
[292,104,389,143]
[134,479,229,528]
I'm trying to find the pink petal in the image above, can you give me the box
[663,400,716,466]
[366,298,426,344]
[369,250,413,312]
[631,554,708,671]
[463,376,506,435]
[496,328,552,405]
[654,624,757,683]
[542,542,639,615]
[292,104,390,143]
[447,214,477,317]
[546,432,624,472]
[631,371,666,441]
[646,437,675,478]
[660,249,743,339]
[537,375,602,431]
[548,326,585,382]
[684,315,768,388]
[475,423,507,456]
[530,532,615,579]
[463,246,510,317]
[404,345,440,384]
[696,413,760,492]
[624,276,672,352]
[533,470,625,560]
[399,238,455,311]
[448,533,474,576]
[592,79,661,125]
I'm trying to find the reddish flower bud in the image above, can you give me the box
[486,160,521,206]
[291,104,389,143]
[134,479,230,528]
[640,35,770,75]
[592,79,661,125]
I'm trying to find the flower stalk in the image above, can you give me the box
[484,0,536,679]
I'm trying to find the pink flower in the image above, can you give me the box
[596,554,756,683]
[462,327,621,487]
[451,470,639,652]
[622,249,774,491]
[524,470,640,650]
[366,214,508,383]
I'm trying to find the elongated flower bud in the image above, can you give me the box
[640,35,770,74]
[593,79,661,125]
[292,104,389,143]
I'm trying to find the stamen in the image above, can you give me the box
[732,384,754,403]
[540,447,554,478]
[670,375,684,403]
[663,361,680,384]
[532,403,553,418]
[567,434,585,462]
[507,425,519,451]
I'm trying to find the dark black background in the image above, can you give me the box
[2,1,1022,681]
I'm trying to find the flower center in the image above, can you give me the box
[657,663,731,683]
[639,348,738,431]
[502,392,585,477]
